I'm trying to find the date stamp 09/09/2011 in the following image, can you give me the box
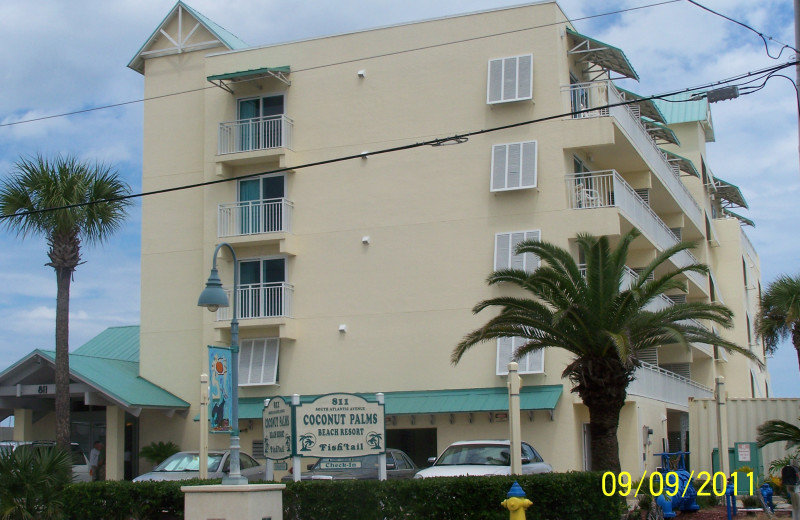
[602,471,755,498]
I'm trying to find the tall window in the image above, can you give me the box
[487,54,533,104]
[494,230,541,272]
[239,338,279,386]
[238,175,286,234]
[237,94,285,150]
[238,257,287,318]
[496,337,544,375]
[491,141,537,191]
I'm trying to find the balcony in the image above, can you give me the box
[566,171,706,291]
[218,115,294,155]
[562,81,703,232]
[216,283,294,321]
[218,198,293,238]
[628,361,713,407]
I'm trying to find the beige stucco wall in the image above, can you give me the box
[131,1,765,477]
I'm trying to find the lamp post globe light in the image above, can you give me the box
[198,242,247,485]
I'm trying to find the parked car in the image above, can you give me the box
[414,440,551,478]
[281,449,418,481]
[12,441,91,482]
[133,450,263,482]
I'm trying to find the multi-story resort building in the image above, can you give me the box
[0,1,768,480]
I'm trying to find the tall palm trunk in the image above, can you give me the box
[54,266,71,449]
[794,325,800,373]
[49,233,80,450]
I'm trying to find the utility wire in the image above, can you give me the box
[1,59,794,222]
[0,0,682,129]
[686,0,798,58]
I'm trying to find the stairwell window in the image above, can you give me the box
[239,338,279,386]
[487,54,533,104]
[491,141,537,191]
[497,336,544,375]
[494,230,541,272]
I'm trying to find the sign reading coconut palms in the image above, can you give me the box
[295,393,385,457]
[262,396,292,460]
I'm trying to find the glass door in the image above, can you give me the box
[238,175,285,234]
[238,258,286,318]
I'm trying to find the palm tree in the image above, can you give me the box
[757,418,800,450]
[0,154,131,449]
[756,274,800,373]
[452,229,757,472]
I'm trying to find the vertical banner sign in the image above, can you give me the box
[262,397,293,460]
[295,393,385,458]
[207,346,233,433]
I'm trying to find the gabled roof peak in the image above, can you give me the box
[128,1,248,74]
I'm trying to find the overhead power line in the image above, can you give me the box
[1,59,794,222]
[686,0,798,58]
[0,0,684,129]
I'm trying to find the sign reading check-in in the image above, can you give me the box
[294,393,385,458]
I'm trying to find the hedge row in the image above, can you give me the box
[59,472,623,520]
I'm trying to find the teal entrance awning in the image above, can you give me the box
[207,66,291,92]
[209,385,564,421]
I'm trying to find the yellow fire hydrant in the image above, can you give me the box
[501,481,533,520]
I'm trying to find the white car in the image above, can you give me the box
[12,441,91,482]
[133,450,264,482]
[414,440,551,478]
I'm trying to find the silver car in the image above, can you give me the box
[414,440,551,478]
[133,450,263,482]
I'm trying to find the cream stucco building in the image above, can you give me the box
[0,1,771,480]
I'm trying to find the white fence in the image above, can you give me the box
[217,199,293,237]
[218,115,294,154]
[216,283,294,320]
[628,361,713,407]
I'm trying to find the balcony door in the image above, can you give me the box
[238,175,285,234]
[238,94,285,150]
[238,257,286,318]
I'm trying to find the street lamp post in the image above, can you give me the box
[198,242,247,485]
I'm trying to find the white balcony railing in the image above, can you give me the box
[218,114,294,155]
[566,171,707,290]
[217,198,293,238]
[216,283,294,321]
[628,360,713,407]
[562,81,703,232]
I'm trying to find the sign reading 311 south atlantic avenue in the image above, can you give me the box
[262,397,292,460]
[295,393,385,458]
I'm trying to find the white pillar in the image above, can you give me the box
[106,405,126,481]
[715,377,730,475]
[508,362,522,475]
[292,394,301,482]
[13,409,32,441]
[377,393,387,481]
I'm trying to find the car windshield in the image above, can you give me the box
[435,444,511,466]
[313,455,379,471]
[154,453,224,472]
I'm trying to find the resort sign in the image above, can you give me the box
[262,397,292,460]
[294,393,385,458]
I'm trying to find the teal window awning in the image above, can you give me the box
[714,178,749,209]
[661,149,700,178]
[567,28,639,81]
[643,119,680,146]
[616,87,668,124]
[197,385,564,421]
[207,66,291,92]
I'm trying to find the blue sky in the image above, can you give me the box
[0,0,797,397]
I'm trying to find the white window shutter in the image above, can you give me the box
[524,230,541,270]
[517,55,533,100]
[490,141,537,191]
[495,233,511,270]
[491,145,507,190]
[510,232,526,270]
[239,338,279,385]
[488,59,504,103]
[521,141,537,187]
[487,54,533,104]
[496,337,514,375]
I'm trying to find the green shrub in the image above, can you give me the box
[741,494,760,508]
[283,472,624,520]
[138,441,181,466]
[0,444,73,519]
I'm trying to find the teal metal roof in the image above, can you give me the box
[128,1,248,74]
[212,386,564,420]
[652,93,715,142]
[73,325,139,362]
[36,349,188,410]
[566,28,639,81]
